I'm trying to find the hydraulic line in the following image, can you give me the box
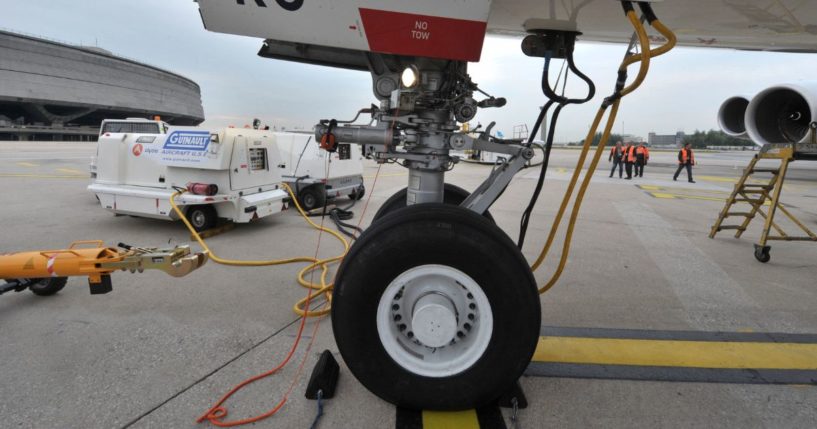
[518,35,596,249]
[531,2,677,294]
[170,182,349,317]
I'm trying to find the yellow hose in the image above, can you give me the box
[531,11,677,294]
[170,183,349,317]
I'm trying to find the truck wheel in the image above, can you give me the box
[349,185,366,201]
[373,183,494,223]
[27,277,68,296]
[332,204,540,410]
[187,205,218,231]
[299,186,326,211]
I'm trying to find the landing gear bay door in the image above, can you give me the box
[196,0,492,62]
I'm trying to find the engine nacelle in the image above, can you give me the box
[745,82,817,145]
[717,96,750,139]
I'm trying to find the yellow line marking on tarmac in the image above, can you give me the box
[15,161,39,167]
[0,173,86,179]
[649,192,726,202]
[56,168,85,174]
[423,410,480,429]
[697,175,738,183]
[533,336,817,370]
[639,185,663,191]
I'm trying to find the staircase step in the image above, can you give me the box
[718,225,745,231]
[751,168,780,174]
[726,212,753,218]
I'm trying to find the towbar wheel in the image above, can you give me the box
[332,204,540,410]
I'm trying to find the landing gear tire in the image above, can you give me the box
[27,277,68,296]
[187,205,218,232]
[332,204,540,410]
[372,183,494,223]
[349,185,366,201]
[299,186,325,211]
[754,245,771,263]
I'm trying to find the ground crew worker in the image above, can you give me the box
[622,141,636,180]
[634,142,649,177]
[673,142,696,183]
[609,141,624,178]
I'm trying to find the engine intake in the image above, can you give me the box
[745,83,817,145]
[717,96,750,138]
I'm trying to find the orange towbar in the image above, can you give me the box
[0,241,208,296]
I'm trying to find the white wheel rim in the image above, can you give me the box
[376,264,493,378]
[192,211,206,228]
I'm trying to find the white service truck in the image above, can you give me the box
[90,118,169,179]
[88,124,289,231]
[276,132,365,211]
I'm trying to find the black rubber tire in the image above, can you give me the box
[299,186,326,211]
[754,247,771,263]
[27,277,68,296]
[349,185,366,201]
[372,183,494,223]
[332,204,541,410]
[186,205,218,232]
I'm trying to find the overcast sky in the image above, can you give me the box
[3,0,817,141]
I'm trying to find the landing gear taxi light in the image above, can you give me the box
[401,65,420,88]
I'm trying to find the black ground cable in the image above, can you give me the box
[517,36,596,249]
[305,196,362,239]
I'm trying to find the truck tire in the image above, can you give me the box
[299,186,326,211]
[373,183,494,223]
[349,185,366,201]
[27,277,68,296]
[187,205,218,232]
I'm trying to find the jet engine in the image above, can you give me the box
[717,95,750,139]
[744,82,817,145]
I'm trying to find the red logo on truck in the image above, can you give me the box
[132,144,144,157]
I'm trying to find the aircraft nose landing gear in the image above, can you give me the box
[320,51,542,410]
[332,204,541,410]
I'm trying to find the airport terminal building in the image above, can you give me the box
[0,30,204,141]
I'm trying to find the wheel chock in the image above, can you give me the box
[497,379,528,409]
[305,350,340,400]
[89,274,113,295]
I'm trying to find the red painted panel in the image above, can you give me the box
[359,8,487,62]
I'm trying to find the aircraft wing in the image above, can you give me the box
[197,0,817,64]
[488,0,817,53]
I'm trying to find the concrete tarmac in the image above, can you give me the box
[1,142,816,428]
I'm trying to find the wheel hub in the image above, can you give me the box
[376,264,493,377]
[192,212,205,227]
[411,293,458,348]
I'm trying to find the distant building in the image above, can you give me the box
[0,30,203,141]
[648,131,686,148]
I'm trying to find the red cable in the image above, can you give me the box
[197,160,334,427]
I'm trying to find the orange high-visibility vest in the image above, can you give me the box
[624,145,636,162]
[636,146,649,158]
[609,146,623,160]
[679,148,695,165]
